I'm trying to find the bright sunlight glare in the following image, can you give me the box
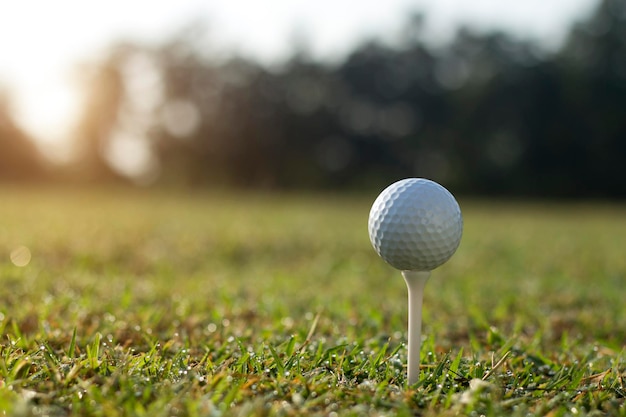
[0,0,205,156]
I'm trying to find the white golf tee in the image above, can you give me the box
[401,270,431,385]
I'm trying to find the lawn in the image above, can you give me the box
[0,185,624,416]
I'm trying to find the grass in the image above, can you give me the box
[0,185,624,416]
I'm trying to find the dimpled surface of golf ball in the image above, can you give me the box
[368,178,463,271]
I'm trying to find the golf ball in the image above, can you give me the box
[368,178,463,271]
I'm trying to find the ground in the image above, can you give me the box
[0,186,624,416]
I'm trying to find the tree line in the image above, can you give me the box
[2,0,625,197]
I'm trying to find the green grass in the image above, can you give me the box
[0,185,624,416]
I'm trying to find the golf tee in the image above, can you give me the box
[401,270,430,386]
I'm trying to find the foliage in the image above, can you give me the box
[0,186,625,415]
[72,0,626,196]
[1,0,626,197]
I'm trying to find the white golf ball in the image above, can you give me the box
[368,178,463,271]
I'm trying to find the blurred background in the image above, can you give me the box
[1,0,624,197]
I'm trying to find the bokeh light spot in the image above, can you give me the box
[10,246,31,267]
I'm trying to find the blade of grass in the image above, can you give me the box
[68,327,77,358]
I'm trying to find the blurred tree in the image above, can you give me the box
[151,45,275,186]
[270,56,353,188]
[0,89,45,181]
[65,0,626,197]
[556,0,626,197]
[445,30,553,195]
[70,47,127,182]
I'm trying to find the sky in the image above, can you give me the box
[0,0,599,156]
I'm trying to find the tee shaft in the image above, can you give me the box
[402,270,431,385]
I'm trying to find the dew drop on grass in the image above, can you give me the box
[292,393,303,406]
